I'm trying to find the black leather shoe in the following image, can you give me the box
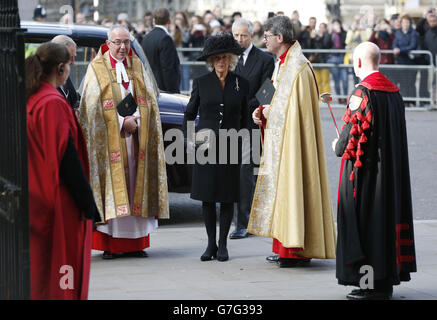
[346,289,392,300]
[125,250,148,258]
[229,229,248,239]
[266,254,279,262]
[277,258,311,268]
[102,251,118,259]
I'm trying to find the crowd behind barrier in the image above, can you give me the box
[51,6,437,109]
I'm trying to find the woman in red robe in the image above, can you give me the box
[25,42,99,299]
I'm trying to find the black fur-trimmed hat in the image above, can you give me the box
[197,33,244,61]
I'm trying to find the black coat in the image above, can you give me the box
[58,77,79,110]
[335,73,416,287]
[141,27,180,93]
[183,71,249,203]
[234,45,275,130]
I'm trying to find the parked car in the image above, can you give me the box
[22,21,192,192]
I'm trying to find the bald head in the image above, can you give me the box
[353,42,380,79]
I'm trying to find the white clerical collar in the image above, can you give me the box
[109,52,129,84]
[155,25,170,35]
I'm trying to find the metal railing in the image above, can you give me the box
[177,47,436,108]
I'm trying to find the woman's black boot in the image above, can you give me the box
[217,203,233,261]
[201,202,218,261]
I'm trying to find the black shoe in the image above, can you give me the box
[200,245,218,261]
[124,250,148,258]
[102,251,118,259]
[277,258,311,268]
[217,247,229,262]
[346,289,392,300]
[229,229,248,239]
[266,254,279,262]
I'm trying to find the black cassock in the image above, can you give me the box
[183,71,249,203]
[334,72,416,287]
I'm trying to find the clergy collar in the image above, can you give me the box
[109,52,127,68]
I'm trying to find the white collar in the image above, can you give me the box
[109,52,129,84]
[155,25,170,35]
[243,43,253,57]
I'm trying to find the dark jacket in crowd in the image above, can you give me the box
[424,27,437,65]
[393,28,419,65]
[58,77,79,110]
[141,26,181,93]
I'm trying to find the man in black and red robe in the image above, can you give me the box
[333,42,416,300]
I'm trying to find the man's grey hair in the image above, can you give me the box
[232,18,254,35]
[51,35,76,48]
[205,53,239,72]
[263,15,295,44]
[107,24,130,39]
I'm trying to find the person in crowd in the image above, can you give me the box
[142,8,181,93]
[230,18,275,240]
[51,35,79,110]
[299,16,317,49]
[26,42,99,299]
[313,22,332,95]
[345,14,373,84]
[183,33,249,262]
[393,14,419,107]
[333,42,416,300]
[144,11,154,33]
[232,11,242,23]
[249,15,336,268]
[415,8,435,105]
[290,10,302,40]
[252,21,266,48]
[33,4,47,22]
[79,24,168,260]
[172,11,191,92]
[369,18,395,64]
[424,13,437,65]
[327,19,348,104]
[390,13,401,33]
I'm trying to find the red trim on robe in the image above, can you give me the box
[272,238,309,260]
[92,230,150,253]
[360,72,400,92]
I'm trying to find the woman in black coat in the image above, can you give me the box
[183,34,249,262]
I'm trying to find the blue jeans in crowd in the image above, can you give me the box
[327,55,348,96]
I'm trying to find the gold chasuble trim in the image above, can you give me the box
[90,51,169,221]
[247,42,336,259]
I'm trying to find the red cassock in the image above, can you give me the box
[259,48,309,260]
[27,81,93,299]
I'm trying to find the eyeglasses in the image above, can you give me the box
[263,33,277,40]
[109,39,131,46]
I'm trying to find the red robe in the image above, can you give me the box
[27,81,93,299]
[261,48,309,260]
[91,44,151,254]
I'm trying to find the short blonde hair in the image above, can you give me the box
[205,53,239,72]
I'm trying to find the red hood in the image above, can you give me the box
[360,72,399,92]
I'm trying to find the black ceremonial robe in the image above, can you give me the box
[334,72,416,287]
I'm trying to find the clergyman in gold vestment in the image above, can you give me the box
[249,16,336,267]
[79,25,169,259]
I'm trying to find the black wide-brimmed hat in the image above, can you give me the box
[197,33,244,61]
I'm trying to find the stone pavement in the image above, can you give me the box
[88,220,437,300]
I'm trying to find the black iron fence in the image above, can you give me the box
[0,0,30,300]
